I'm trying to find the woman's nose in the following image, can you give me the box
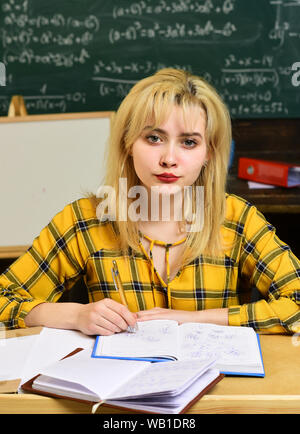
[159,144,178,168]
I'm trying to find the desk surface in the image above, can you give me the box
[0,331,299,414]
[227,175,300,214]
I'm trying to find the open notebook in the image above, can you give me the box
[92,320,265,377]
[22,348,223,414]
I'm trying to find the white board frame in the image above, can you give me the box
[0,111,113,258]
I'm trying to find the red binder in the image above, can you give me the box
[238,158,300,187]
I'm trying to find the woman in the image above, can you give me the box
[0,68,299,335]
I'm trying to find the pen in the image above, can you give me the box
[111,260,138,333]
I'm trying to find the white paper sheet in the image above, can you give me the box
[0,335,39,381]
[20,327,95,387]
[248,181,276,189]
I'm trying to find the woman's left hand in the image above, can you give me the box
[136,307,199,324]
[136,307,229,326]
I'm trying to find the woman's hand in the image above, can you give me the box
[137,307,229,326]
[25,302,227,335]
[76,298,138,335]
[137,307,199,324]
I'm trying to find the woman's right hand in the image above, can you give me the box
[76,298,138,336]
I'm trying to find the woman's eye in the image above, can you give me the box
[146,134,162,144]
[184,139,197,148]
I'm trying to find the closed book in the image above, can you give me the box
[22,348,223,414]
[238,157,300,187]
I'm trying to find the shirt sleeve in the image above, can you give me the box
[0,202,86,329]
[228,205,300,334]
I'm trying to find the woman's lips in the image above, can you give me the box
[155,173,180,183]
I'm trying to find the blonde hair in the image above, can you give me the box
[92,68,232,266]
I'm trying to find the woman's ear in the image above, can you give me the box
[204,149,211,166]
[128,145,133,157]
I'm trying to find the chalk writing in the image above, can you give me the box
[112,0,236,19]
[3,13,100,32]
[108,20,237,44]
[93,59,192,75]
[0,0,299,116]
[3,48,90,67]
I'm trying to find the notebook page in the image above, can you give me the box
[37,349,150,400]
[178,323,261,367]
[96,320,179,358]
[109,358,216,400]
[33,375,101,402]
[107,368,219,414]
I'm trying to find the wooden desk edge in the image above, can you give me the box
[1,393,300,414]
[0,245,30,259]
[2,326,43,339]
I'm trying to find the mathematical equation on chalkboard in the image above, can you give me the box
[0,0,299,117]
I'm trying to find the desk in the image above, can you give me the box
[0,330,299,414]
[227,175,300,214]
[229,117,300,214]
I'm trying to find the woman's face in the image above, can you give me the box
[131,104,208,196]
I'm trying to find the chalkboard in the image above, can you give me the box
[1,0,300,118]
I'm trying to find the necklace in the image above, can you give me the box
[138,231,187,308]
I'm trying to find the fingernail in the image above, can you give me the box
[127,324,138,333]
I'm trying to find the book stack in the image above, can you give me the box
[22,321,264,413]
[238,157,300,187]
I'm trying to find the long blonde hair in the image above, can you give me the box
[92,68,232,266]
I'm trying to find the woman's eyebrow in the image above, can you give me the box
[143,126,164,133]
[180,132,203,138]
[143,126,202,138]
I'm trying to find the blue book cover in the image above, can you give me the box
[91,323,265,377]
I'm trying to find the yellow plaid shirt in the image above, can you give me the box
[1,194,299,333]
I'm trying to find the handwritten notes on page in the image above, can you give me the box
[96,320,179,359]
[108,358,216,400]
[178,323,261,368]
[93,320,264,376]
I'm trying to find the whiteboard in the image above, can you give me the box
[0,113,112,255]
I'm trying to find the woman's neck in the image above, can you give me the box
[138,220,186,243]
[144,188,186,223]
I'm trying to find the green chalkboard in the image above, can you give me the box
[0,0,300,118]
